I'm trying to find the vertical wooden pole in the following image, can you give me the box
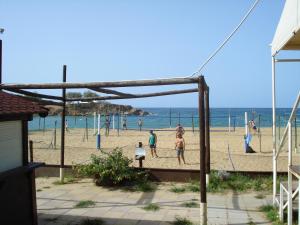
[198,76,207,225]
[29,140,33,163]
[60,65,66,183]
[205,87,210,186]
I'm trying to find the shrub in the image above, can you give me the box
[74,148,148,186]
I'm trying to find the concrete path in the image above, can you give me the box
[36,178,272,225]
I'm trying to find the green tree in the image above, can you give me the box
[83,91,98,98]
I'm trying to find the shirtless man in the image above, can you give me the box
[175,123,185,137]
[175,133,186,165]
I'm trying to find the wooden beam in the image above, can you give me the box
[0,77,199,89]
[89,87,134,97]
[66,88,198,101]
[3,88,63,100]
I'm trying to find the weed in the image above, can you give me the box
[180,201,199,208]
[170,186,186,193]
[172,217,194,225]
[142,203,160,211]
[75,200,96,208]
[36,189,42,192]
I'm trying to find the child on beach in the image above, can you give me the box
[149,130,158,158]
[175,133,186,165]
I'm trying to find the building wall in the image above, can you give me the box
[0,120,23,172]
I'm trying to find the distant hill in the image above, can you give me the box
[45,101,149,116]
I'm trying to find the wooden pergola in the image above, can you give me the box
[0,64,211,225]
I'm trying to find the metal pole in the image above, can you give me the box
[258,114,261,153]
[287,122,292,225]
[54,120,57,149]
[198,77,207,225]
[0,39,2,84]
[117,112,120,136]
[272,56,277,205]
[169,108,171,128]
[295,117,297,152]
[228,113,231,132]
[60,65,67,183]
[192,113,194,133]
[205,88,210,186]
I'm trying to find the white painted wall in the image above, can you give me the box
[0,121,23,173]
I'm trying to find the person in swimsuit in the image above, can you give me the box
[175,133,186,165]
[149,130,158,158]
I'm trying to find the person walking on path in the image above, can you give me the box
[175,133,186,165]
[149,130,158,158]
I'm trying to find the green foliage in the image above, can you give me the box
[66,92,82,99]
[74,148,148,186]
[207,171,275,193]
[259,205,283,225]
[180,201,199,208]
[185,180,200,192]
[142,203,160,211]
[170,186,186,193]
[83,91,98,98]
[172,217,194,225]
[78,219,105,225]
[75,200,96,208]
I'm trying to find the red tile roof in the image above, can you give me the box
[0,91,48,117]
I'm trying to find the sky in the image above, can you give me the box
[0,0,299,108]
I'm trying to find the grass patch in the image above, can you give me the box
[43,186,50,189]
[180,201,199,208]
[142,203,160,211]
[172,217,194,225]
[207,171,284,193]
[255,193,266,199]
[170,186,186,193]
[185,180,200,192]
[52,175,77,185]
[78,219,105,225]
[36,189,42,192]
[74,200,96,208]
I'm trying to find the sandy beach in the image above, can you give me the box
[29,127,299,172]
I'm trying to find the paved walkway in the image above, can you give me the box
[36,178,272,225]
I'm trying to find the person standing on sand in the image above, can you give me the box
[137,118,143,131]
[175,133,186,165]
[65,119,69,132]
[175,123,185,136]
[149,130,158,158]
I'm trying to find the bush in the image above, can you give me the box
[74,148,148,186]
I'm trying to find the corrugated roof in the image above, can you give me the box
[0,91,48,117]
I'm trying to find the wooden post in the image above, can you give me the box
[198,76,207,225]
[139,158,143,168]
[205,87,210,186]
[29,140,33,163]
[60,65,66,183]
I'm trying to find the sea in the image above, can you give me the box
[28,108,299,131]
